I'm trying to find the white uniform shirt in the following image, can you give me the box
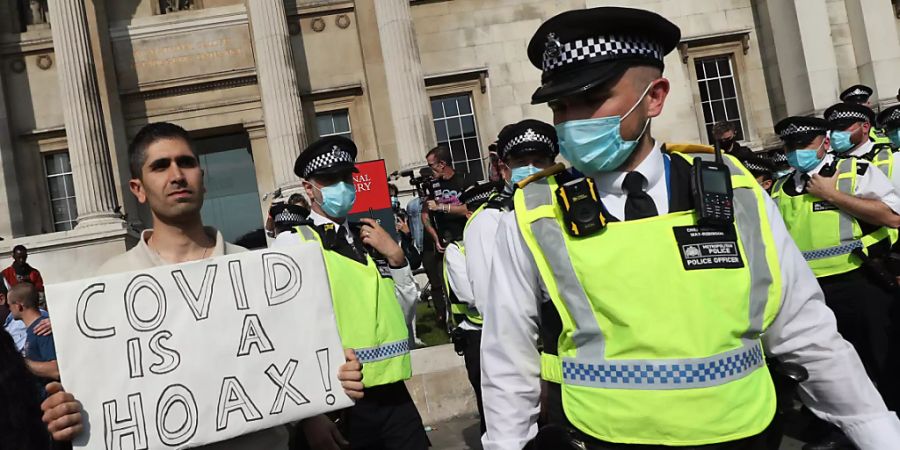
[272,211,419,325]
[463,207,504,313]
[444,242,480,331]
[481,147,900,450]
[848,140,875,159]
[790,153,900,214]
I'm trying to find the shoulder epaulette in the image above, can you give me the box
[857,160,870,175]
[514,163,567,189]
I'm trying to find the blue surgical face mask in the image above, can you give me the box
[510,165,541,185]
[773,169,792,180]
[888,128,900,148]
[555,82,654,174]
[313,181,356,218]
[830,126,859,153]
[787,140,826,173]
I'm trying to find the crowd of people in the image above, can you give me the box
[5,5,900,450]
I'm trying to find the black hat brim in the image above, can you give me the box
[532,60,636,104]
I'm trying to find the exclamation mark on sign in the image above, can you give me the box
[316,349,336,405]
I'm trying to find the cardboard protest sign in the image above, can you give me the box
[46,243,353,450]
[348,159,398,240]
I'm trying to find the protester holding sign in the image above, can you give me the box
[40,123,365,449]
[274,136,428,450]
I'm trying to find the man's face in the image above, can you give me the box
[8,298,22,320]
[839,121,870,146]
[427,154,451,180]
[303,172,353,212]
[548,67,667,142]
[12,249,26,266]
[505,153,555,170]
[716,130,736,148]
[129,138,205,223]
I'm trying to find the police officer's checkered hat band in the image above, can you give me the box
[846,88,868,98]
[274,210,305,225]
[543,34,664,73]
[502,128,557,156]
[302,146,353,178]
[883,109,900,123]
[742,160,768,173]
[777,123,827,139]
[465,190,494,206]
[827,109,870,123]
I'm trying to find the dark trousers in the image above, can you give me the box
[347,381,429,450]
[818,268,896,408]
[462,329,486,434]
[421,248,447,327]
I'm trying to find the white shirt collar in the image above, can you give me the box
[595,140,664,195]
[849,140,875,158]
[307,210,353,243]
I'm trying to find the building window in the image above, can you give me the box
[695,55,745,143]
[316,110,352,140]
[431,94,484,180]
[45,153,77,231]
[157,0,200,14]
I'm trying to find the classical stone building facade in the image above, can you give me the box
[0,0,899,283]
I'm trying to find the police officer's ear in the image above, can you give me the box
[760,178,774,191]
[302,179,318,204]
[644,76,671,120]
[821,136,831,157]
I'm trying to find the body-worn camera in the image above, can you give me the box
[557,177,607,237]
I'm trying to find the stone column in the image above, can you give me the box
[246,0,308,188]
[374,0,435,168]
[0,68,24,237]
[47,0,121,228]
[844,0,900,106]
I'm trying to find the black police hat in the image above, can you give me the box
[294,136,359,179]
[496,120,559,161]
[839,84,873,104]
[738,155,774,177]
[527,7,681,104]
[824,102,875,129]
[877,105,900,130]
[775,116,829,143]
[459,181,500,212]
[273,203,309,227]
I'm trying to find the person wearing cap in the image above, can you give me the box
[481,7,900,450]
[877,104,900,151]
[838,86,892,146]
[826,102,893,161]
[273,136,428,450]
[443,181,500,436]
[738,154,776,192]
[771,116,900,448]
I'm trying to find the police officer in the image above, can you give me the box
[464,120,559,314]
[877,104,900,150]
[443,181,498,435]
[274,136,428,450]
[839,85,891,145]
[826,103,899,194]
[481,7,900,450]
[737,154,776,192]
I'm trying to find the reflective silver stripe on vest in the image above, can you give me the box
[296,225,318,242]
[836,160,855,244]
[355,339,410,364]
[873,148,892,177]
[802,240,863,261]
[523,155,773,389]
[562,340,765,390]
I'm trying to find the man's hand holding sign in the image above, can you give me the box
[43,243,358,449]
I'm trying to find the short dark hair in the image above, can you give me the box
[287,194,307,207]
[8,283,38,310]
[128,122,194,179]
[12,245,26,254]
[426,145,452,165]
[712,122,736,137]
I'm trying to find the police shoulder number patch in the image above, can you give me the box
[673,225,745,270]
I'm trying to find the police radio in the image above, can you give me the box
[557,177,607,236]
[691,143,734,227]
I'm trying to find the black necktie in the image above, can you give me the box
[623,172,658,221]
[332,226,366,264]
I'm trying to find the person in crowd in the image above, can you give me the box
[444,181,499,435]
[39,122,364,449]
[1,283,51,353]
[481,7,900,450]
[8,282,57,397]
[266,193,310,237]
[835,89,891,146]
[2,245,45,293]
[825,103,899,193]
[421,146,475,330]
[771,116,900,448]
[877,104,900,151]
[739,154,776,192]
[389,183,421,271]
[405,167,430,254]
[712,121,753,160]
[0,329,50,450]
[274,136,427,450]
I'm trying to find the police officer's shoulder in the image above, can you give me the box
[514,162,568,189]
[663,142,714,156]
[855,159,871,176]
